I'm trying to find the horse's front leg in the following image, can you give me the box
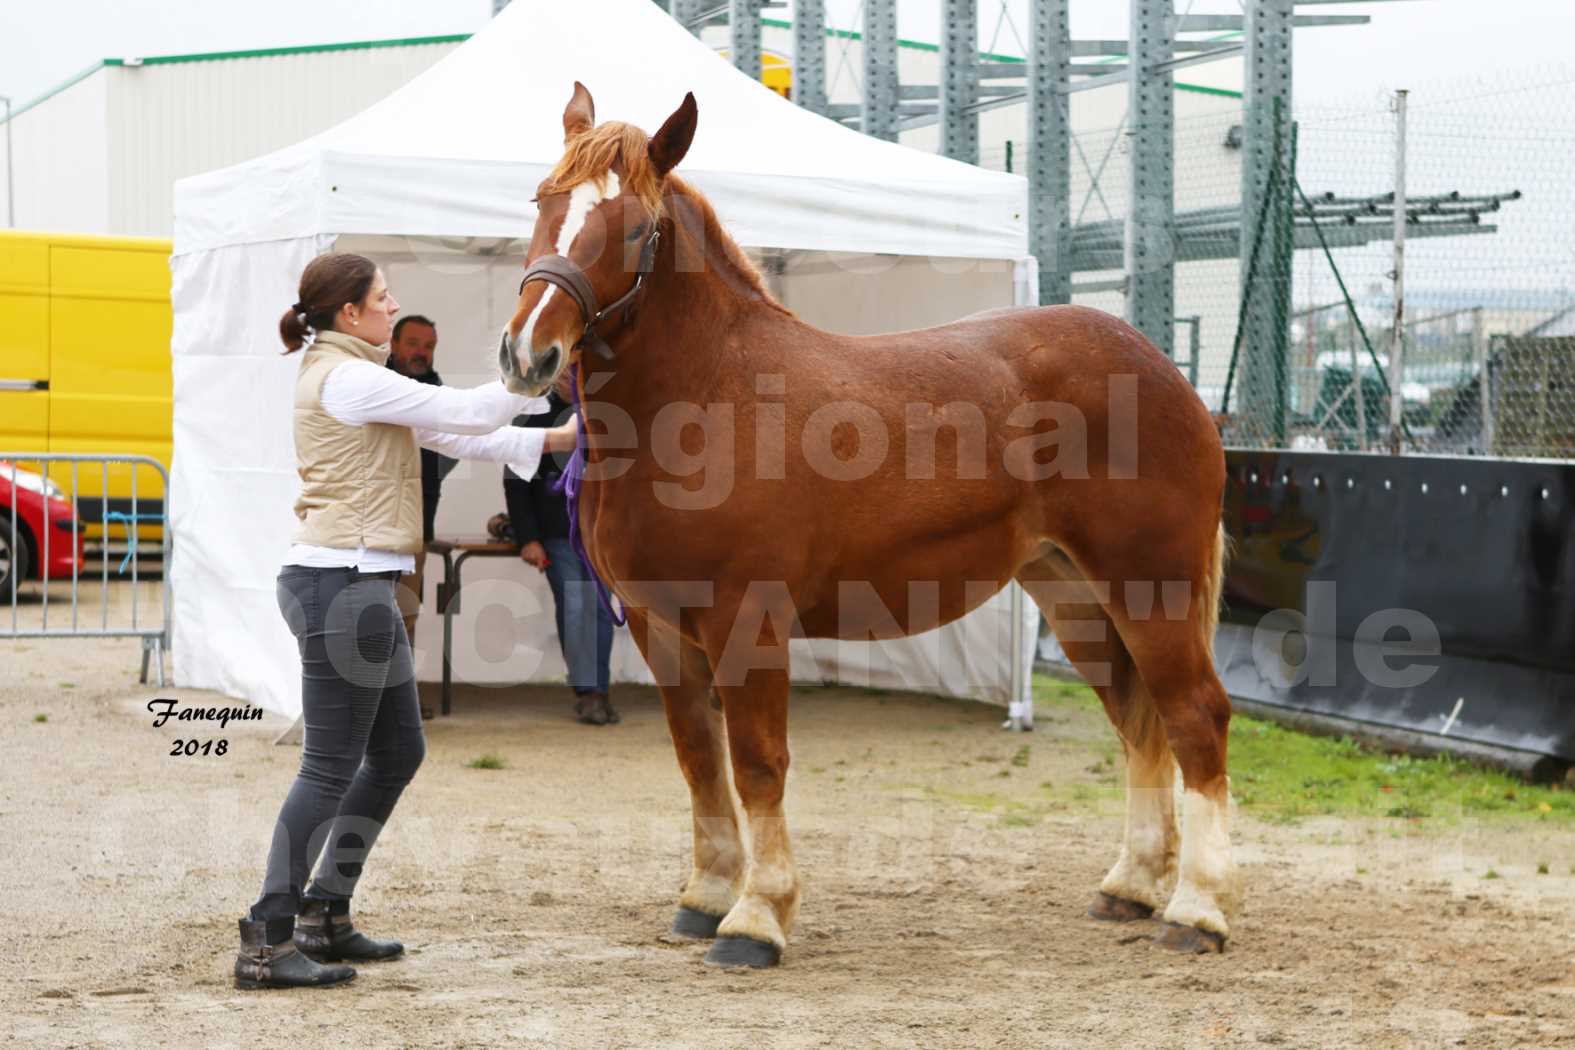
[628,613,745,938]
[704,662,798,968]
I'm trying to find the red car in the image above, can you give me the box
[0,462,86,593]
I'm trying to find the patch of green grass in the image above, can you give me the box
[1537,861,1549,875]
[1230,713,1575,826]
[1482,869,1500,880]
[33,713,47,723]
[1010,745,1031,768]
[1029,671,1575,828]
[1033,674,1099,710]
[465,754,507,770]
[58,682,74,690]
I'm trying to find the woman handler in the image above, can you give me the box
[235,253,574,990]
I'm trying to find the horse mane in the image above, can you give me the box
[545,121,790,317]
[663,174,792,316]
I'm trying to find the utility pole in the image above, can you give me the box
[1,94,12,228]
[1388,88,1408,453]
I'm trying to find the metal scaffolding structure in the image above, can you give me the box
[860,0,900,141]
[1238,0,1296,441]
[648,0,1444,434]
[1125,0,1176,355]
[1027,0,1071,306]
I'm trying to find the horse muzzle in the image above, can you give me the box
[498,326,540,395]
[522,343,564,393]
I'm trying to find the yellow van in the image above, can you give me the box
[0,231,172,540]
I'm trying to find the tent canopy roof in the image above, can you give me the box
[173,0,1028,260]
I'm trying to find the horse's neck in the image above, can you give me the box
[584,200,789,416]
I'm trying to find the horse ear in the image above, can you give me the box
[563,81,595,143]
[648,92,697,176]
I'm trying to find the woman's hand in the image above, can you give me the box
[544,416,579,454]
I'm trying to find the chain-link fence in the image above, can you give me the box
[1278,72,1575,458]
[999,69,1575,459]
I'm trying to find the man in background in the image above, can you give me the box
[387,314,454,718]
[503,375,618,726]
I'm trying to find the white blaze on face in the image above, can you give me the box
[519,172,622,360]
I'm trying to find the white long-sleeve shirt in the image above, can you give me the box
[285,360,552,574]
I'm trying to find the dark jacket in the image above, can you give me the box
[503,389,576,545]
[387,362,454,542]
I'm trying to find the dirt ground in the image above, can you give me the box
[4,612,1575,1049]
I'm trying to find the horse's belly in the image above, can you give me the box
[799,582,1003,640]
[796,527,1027,640]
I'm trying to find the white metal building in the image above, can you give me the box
[0,35,466,237]
[0,21,1242,241]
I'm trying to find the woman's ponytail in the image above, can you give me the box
[279,305,312,352]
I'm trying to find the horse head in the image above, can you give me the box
[500,81,697,396]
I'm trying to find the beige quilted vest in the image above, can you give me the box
[291,330,423,554]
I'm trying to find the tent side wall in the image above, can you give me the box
[169,235,335,716]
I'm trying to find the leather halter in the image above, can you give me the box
[517,224,661,363]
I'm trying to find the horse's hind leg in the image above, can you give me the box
[1117,623,1234,952]
[1110,529,1237,953]
[1016,556,1179,921]
[626,611,745,938]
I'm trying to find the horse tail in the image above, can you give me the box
[1201,523,1229,660]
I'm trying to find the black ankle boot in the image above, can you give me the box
[235,917,355,990]
[295,899,404,962]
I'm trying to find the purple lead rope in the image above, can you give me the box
[551,370,627,626]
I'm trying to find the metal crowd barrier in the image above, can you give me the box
[0,453,170,686]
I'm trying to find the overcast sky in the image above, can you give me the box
[3,0,1571,112]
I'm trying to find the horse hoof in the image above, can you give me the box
[1154,922,1225,954]
[1088,892,1154,923]
[703,935,782,969]
[670,907,723,940]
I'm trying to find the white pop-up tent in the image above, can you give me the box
[170,0,1039,721]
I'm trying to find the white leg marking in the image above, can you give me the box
[1163,785,1237,937]
[717,812,799,949]
[682,869,744,917]
[1099,751,1180,910]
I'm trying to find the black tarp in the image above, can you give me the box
[1217,450,1575,761]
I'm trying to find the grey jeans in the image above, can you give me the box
[250,566,426,922]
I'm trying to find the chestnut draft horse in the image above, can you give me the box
[499,83,1236,968]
